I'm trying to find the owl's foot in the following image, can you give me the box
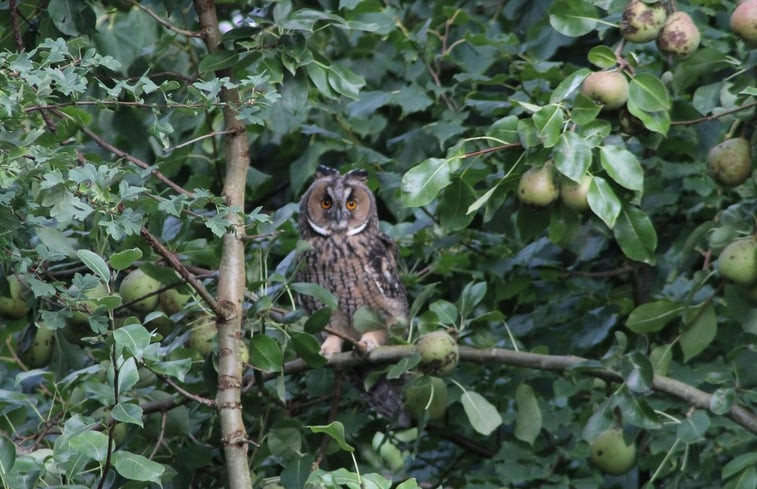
[320,335,344,358]
[357,330,387,354]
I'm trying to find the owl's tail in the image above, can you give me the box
[349,367,411,429]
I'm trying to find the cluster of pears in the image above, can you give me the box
[621,1,700,58]
[403,330,459,422]
[707,137,753,187]
[518,161,592,211]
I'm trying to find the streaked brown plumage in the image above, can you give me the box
[297,165,408,357]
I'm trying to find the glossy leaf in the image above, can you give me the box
[290,283,338,310]
[461,390,503,436]
[554,131,592,182]
[0,436,15,475]
[599,145,644,191]
[532,104,564,148]
[677,410,710,444]
[629,73,671,112]
[109,248,143,271]
[613,206,657,264]
[587,46,617,68]
[548,0,599,37]
[550,68,590,103]
[112,451,165,484]
[77,249,110,284]
[309,421,354,452]
[514,384,542,445]
[587,176,621,229]
[69,430,109,462]
[251,334,283,372]
[401,158,458,207]
[291,332,328,367]
[627,300,683,333]
[680,303,717,363]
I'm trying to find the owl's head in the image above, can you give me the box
[299,165,378,237]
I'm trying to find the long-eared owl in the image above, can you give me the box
[297,165,408,357]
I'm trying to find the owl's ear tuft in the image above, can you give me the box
[345,169,369,182]
[316,165,339,178]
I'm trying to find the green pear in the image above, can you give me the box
[403,376,448,421]
[657,11,700,58]
[560,175,592,211]
[518,163,560,207]
[20,324,55,368]
[416,330,459,376]
[188,313,217,356]
[590,428,636,475]
[717,238,757,285]
[159,287,191,315]
[119,269,161,315]
[707,137,752,187]
[0,275,30,319]
[621,0,667,43]
[731,0,757,46]
[581,71,629,110]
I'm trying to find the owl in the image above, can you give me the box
[297,165,408,357]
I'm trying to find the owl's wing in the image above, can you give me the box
[363,233,408,326]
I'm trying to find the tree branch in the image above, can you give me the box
[127,0,202,38]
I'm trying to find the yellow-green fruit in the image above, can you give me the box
[159,287,191,315]
[69,283,108,326]
[189,314,216,356]
[590,428,637,475]
[112,422,128,445]
[560,175,592,211]
[717,238,757,285]
[657,11,700,58]
[20,325,55,368]
[581,71,629,110]
[707,137,752,187]
[731,0,757,46]
[403,376,448,421]
[518,164,560,207]
[621,0,666,43]
[0,275,30,319]
[119,269,161,315]
[416,331,459,376]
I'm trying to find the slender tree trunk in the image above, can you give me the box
[193,1,252,487]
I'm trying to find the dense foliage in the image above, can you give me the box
[0,0,755,488]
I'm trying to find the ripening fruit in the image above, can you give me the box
[731,0,757,46]
[403,376,448,421]
[657,11,700,58]
[0,275,30,319]
[518,163,560,207]
[707,137,752,187]
[621,0,667,43]
[68,283,108,326]
[590,428,637,475]
[159,287,191,315]
[119,269,161,315]
[560,175,592,211]
[189,313,216,356]
[581,71,629,110]
[717,238,757,285]
[416,330,459,376]
[20,324,55,368]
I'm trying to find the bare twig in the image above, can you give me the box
[8,0,23,51]
[127,0,202,38]
[671,102,757,126]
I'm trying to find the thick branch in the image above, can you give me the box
[244,345,757,434]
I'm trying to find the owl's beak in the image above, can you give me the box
[330,207,348,231]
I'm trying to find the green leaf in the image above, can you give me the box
[112,451,165,484]
[627,95,670,135]
[548,0,598,37]
[291,332,328,368]
[304,307,332,333]
[723,453,757,480]
[112,402,144,426]
[626,300,683,333]
[587,46,617,68]
[550,68,590,103]
[724,466,757,489]
[532,104,564,148]
[0,436,15,475]
[649,344,673,376]
[401,158,458,207]
[459,281,487,317]
[709,387,736,416]
[680,303,717,363]
[616,388,661,429]
[305,62,335,99]
[429,300,458,325]
[622,351,654,393]
[309,421,354,452]
[386,354,421,379]
[460,390,502,436]
[554,131,592,182]
[251,334,283,372]
[587,176,621,229]
[676,410,710,444]
[582,397,616,441]
[572,92,602,125]
[77,249,110,284]
[198,51,239,73]
[487,115,520,144]
[290,282,338,310]
[69,430,109,462]
[328,63,365,99]
[514,384,542,445]
[629,73,671,111]
[117,357,140,395]
[613,206,657,264]
[438,179,476,231]
[113,324,152,361]
[599,145,644,191]
[109,248,143,271]
[281,454,315,489]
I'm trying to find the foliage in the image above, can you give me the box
[0,0,755,488]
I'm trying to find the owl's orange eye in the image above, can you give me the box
[320,198,332,209]
[345,199,357,210]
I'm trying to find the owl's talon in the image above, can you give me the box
[320,335,343,358]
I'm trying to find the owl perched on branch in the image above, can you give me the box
[297,165,408,358]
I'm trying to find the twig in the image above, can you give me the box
[127,0,202,38]
[159,373,215,407]
[140,227,223,318]
[165,129,236,151]
[47,108,193,197]
[314,373,343,468]
[8,0,23,51]
[671,102,757,125]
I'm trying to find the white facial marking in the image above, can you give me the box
[346,221,368,236]
[308,218,332,236]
